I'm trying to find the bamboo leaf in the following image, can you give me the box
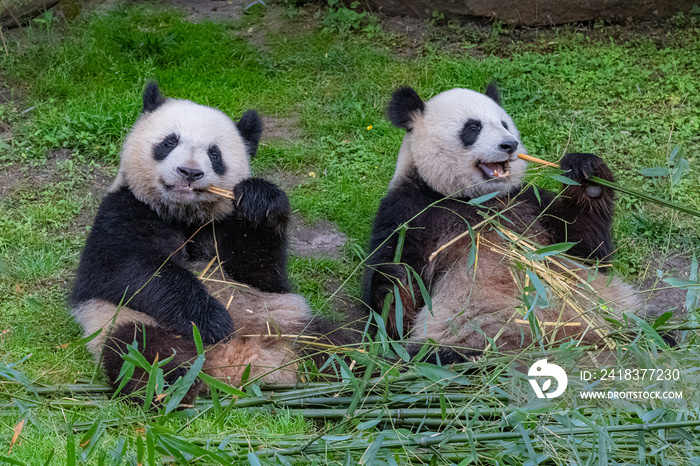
[640,167,670,177]
[515,424,537,463]
[532,185,542,206]
[525,269,549,307]
[637,431,646,466]
[241,363,252,385]
[60,329,102,349]
[356,418,381,431]
[413,363,471,386]
[393,285,404,339]
[67,424,76,466]
[411,269,432,312]
[79,415,105,461]
[550,174,580,185]
[198,373,246,397]
[525,242,577,260]
[41,450,54,466]
[136,436,144,466]
[247,452,263,466]
[627,313,670,349]
[467,191,499,206]
[672,158,689,184]
[669,144,681,164]
[652,311,674,329]
[0,455,26,465]
[164,354,205,414]
[146,425,156,466]
[192,324,204,355]
[360,432,384,465]
[110,437,126,466]
[390,341,410,362]
[142,364,159,409]
[598,428,608,466]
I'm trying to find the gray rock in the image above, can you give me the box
[359,0,696,26]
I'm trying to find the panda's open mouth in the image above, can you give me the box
[479,161,510,179]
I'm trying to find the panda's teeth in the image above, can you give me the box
[480,162,508,179]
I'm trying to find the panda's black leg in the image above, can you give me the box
[102,323,204,407]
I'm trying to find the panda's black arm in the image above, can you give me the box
[529,153,616,261]
[363,186,431,337]
[70,188,235,344]
[73,254,235,344]
[215,178,292,293]
[124,260,236,343]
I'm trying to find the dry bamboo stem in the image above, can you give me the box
[205,185,235,199]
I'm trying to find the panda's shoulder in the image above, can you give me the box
[92,187,173,238]
[96,187,153,220]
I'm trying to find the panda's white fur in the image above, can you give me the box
[365,85,646,359]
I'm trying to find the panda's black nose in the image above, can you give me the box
[177,166,205,183]
[499,140,518,154]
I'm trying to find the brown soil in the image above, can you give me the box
[288,216,347,259]
[163,0,245,22]
[0,148,115,218]
[261,115,301,142]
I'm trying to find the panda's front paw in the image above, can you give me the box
[560,153,614,199]
[193,310,235,344]
[233,178,290,230]
[561,153,614,183]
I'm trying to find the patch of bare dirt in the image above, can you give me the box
[259,168,306,193]
[261,115,300,142]
[288,215,347,259]
[0,81,15,105]
[0,149,115,211]
[163,0,246,22]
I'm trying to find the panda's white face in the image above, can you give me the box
[391,87,527,198]
[114,97,253,223]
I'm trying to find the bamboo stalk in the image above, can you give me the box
[205,185,235,199]
[518,153,700,218]
[264,407,502,419]
[256,420,700,457]
[34,384,113,395]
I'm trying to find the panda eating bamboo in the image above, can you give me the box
[70,82,352,402]
[363,84,645,363]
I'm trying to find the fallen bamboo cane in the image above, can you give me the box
[518,153,700,219]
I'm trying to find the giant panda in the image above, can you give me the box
[70,82,353,402]
[363,84,645,363]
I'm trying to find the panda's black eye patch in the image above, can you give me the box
[208,145,226,176]
[460,119,482,147]
[153,133,179,161]
[502,121,509,130]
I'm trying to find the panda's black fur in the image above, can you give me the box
[363,84,643,363]
[71,83,356,403]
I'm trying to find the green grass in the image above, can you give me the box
[0,1,699,464]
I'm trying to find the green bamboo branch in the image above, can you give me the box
[519,153,700,218]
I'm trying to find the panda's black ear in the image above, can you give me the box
[387,86,424,131]
[143,81,166,113]
[237,110,263,158]
[485,81,500,105]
